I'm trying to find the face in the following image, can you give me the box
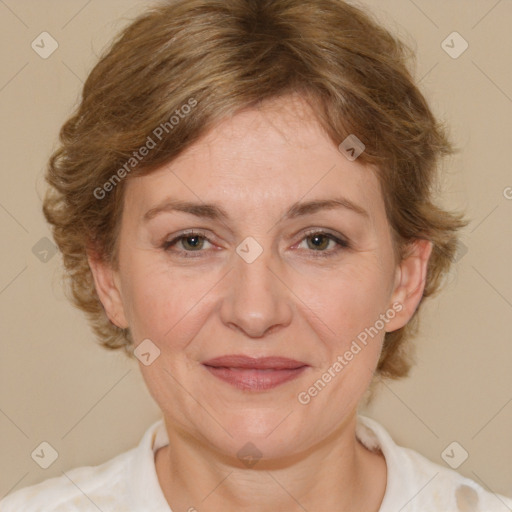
[90,95,430,460]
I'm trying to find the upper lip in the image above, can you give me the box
[202,355,308,370]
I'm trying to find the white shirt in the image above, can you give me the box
[1,415,511,511]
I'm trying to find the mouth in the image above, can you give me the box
[202,355,309,391]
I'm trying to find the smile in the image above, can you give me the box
[202,355,309,391]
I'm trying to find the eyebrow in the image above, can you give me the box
[143,196,369,223]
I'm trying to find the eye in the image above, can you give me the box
[162,230,214,258]
[162,229,349,259]
[295,230,349,257]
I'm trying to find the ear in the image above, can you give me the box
[385,238,433,332]
[87,249,129,329]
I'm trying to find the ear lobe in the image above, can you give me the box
[86,249,129,329]
[385,238,433,333]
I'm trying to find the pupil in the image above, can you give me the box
[310,235,327,250]
[186,236,202,249]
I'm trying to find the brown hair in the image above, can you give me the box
[43,0,467,382]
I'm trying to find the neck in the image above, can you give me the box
[155,415,387,512]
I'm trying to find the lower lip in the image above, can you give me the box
[204,366,308,391]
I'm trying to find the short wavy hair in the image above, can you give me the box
[43,0,467,382]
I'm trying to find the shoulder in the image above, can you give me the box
[0,448,135,512]
[399,445,512,511]
[357,415,512,511]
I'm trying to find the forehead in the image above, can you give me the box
[124,95,383,222]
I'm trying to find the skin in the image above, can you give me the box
[88,94,432,512]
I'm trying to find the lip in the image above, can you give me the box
[202,355,309,391]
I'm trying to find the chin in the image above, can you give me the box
[205,409,307,459]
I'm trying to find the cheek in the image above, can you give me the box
[294,265,390,407]
[120,257,214,347]
[294,258,393,342]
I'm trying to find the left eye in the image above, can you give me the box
[295,231,349,255]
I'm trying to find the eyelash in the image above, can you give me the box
[161,229,349,259]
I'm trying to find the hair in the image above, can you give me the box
[43,0,467,385]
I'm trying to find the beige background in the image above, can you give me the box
[1,0,511,503]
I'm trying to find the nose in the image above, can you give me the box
[219,241,293,339]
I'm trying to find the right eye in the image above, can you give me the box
[162,230,214,258]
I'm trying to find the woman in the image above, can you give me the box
[1,0,510,510]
